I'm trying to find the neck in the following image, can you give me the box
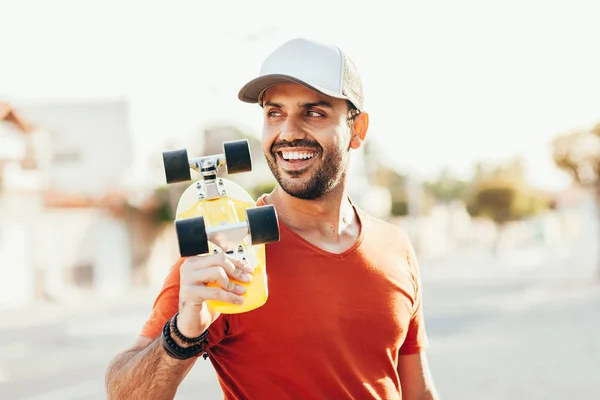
[264,184,356,238]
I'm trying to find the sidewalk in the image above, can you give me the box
[421,243,593,279]
[0,286,159,332]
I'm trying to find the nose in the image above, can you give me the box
[279,117,306,142]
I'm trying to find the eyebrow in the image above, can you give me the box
[263,100,335,110]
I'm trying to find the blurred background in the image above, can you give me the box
[1,0,599,399]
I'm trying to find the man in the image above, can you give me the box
[105,37,439,399]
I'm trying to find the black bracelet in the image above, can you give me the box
[161,317,207,360]
[172,312,209,345]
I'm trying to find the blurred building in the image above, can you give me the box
[0,99,161,307]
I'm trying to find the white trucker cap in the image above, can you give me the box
[238,38,364,112]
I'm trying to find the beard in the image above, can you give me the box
[265,138,347,200]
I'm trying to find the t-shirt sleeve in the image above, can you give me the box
[399,237,429,355]
[139,257,229,350]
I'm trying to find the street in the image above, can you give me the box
[0,249,598,400]
[421,250,600,399]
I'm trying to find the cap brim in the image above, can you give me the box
[238,74,348,105]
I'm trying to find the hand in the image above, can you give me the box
[176,253,254,338]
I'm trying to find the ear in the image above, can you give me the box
[349,112,369,150]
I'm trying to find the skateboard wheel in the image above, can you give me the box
[223,139,252,174]
[163,149,192,183]
[175,216,210,256]
[246,205,280,245]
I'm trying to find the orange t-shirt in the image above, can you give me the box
[141,196,428,399]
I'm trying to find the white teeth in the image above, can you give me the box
[281,151,316,160]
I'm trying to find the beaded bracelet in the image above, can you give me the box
[161,315,209,360]
[172,312,210,345]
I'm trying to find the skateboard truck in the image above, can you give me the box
[163,139,280,258]
[162,139,252,201]
[175,204,280,257]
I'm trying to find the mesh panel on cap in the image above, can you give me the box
[342,53,364,111]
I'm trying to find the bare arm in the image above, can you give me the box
[105,335,197,400]
[105,253,253,400]
[397,352,439,400]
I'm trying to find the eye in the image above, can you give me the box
[267,110,283,118]
[307,110,324,118]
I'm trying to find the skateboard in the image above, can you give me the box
[162,139,280,314]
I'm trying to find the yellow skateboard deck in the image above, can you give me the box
[162,139,280,314]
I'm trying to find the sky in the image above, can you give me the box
[1,0,600,191]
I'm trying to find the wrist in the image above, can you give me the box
[160,313,210,360]
[175,311,208,340]
[172,312,209,346]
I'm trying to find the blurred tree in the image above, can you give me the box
[424,168,469,204]
[370,166,436,217]
[466,182,548,224]
[371,166,409,216]
[249,181,277,200]
[552,123,600,274]
[552,124,600,189]
[466,158,550,253]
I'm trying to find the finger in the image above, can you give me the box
[183,253,254,277]
[180,254,213,270]
[230,257,255,274]
[185,284,245,305]
[195,253,253,282]
[180,255,207,274]
[187,267,247,295]
[220,257,254,283]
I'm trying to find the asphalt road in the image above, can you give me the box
[0,249,598,400]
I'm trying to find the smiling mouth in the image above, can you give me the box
[274,150,319,171]
[278,151,317,162]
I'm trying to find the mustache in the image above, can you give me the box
[271,139,323,153]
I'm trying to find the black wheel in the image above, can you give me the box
[163,149,191,183]
[246,205,280,245]
[223,139,252,174]
[175,216,210,256]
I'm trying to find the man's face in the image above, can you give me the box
[261,83,354,200]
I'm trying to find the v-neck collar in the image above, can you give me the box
[256,193,367,260]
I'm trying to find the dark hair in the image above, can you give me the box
[347,101,360,127]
